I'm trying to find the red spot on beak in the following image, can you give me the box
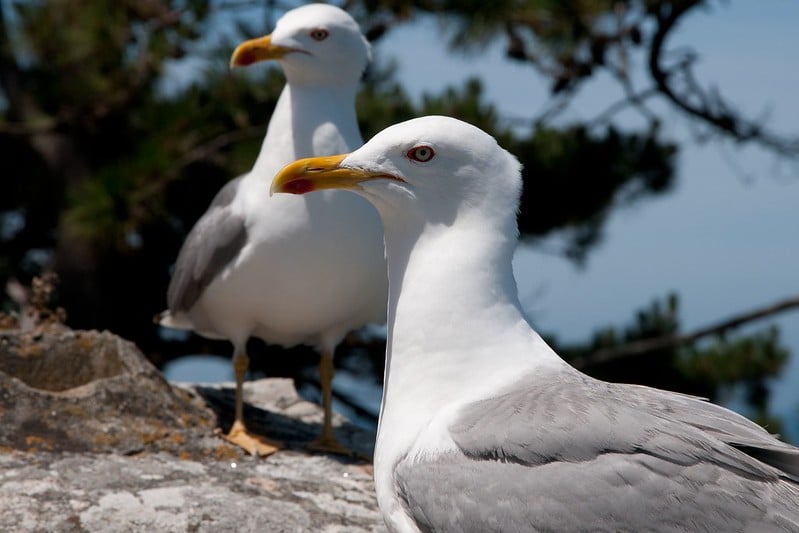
[235,51,256,66]
[283,178,315,195]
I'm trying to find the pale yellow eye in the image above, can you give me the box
[310,28,329,41]
[407,145,435,162]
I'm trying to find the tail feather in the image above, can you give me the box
[155,309,193,330]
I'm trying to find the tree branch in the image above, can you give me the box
[133,124,265,209]
[176,124,264,170]
[572,294,799,369]
[0,117,58,135]
[589,86,659,127]
[648,1,799,156]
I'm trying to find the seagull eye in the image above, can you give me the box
[407,145,435,163]
[310,28,329,41]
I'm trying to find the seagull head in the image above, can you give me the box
[271,115,522,230]
[230,3,370,86]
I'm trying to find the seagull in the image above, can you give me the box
[271,115,799,531]
[159,3,386,457]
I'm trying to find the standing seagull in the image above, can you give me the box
[272,116,799,531]
[159,4,386,457]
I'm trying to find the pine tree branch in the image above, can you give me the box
[648,1,799,156]
[134,124,265,207]
[176,124,264,169]
[0,117,58,135]
[573,294,799,369]
[588,86,659,127]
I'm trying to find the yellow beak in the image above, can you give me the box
[270,154,405,196]
[230,35,294,68]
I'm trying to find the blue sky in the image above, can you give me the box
[371,1,799,439]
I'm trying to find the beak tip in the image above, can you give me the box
[230,35,279,68]
[229,53,253,68]
[270,176,316,196]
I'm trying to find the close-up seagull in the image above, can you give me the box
[158,3,386,457]
[271,115,799,532]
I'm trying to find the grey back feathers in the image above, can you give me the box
[395,368,799,531]
[167,178,247,313]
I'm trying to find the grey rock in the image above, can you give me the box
[0,325,217,456]
[0,326,384,532]
[0,450,383,532]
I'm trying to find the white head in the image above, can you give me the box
[270,115,523,236]
[230,3,370,86]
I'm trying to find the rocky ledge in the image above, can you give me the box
[0,325,384,532]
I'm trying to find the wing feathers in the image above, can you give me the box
[167,177,247,313]
[395,368,799,531]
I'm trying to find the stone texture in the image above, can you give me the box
[0,325,384,532]
[0,450,383,532]
[0,324,217,456]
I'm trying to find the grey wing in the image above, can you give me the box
[452,370,799,479]
[396,369,799,532]
[396,452,797,533]
[626,381,799,480]
[167,177,248,313]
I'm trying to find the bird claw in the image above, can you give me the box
[221,420,282,457]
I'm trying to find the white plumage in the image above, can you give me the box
[160,3,386,456]
[272,115,799,532]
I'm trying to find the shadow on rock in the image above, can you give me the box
[193,379,375,461]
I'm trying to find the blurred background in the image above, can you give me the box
[1,0,797,441]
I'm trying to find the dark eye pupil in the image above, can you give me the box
[408,146,434,162]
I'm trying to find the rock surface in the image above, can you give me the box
[0,449,383,532]
[0,325,216,456]
[0,325,384,532]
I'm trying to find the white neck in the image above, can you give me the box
[375,204,563,447]
[249,81,361,184]
[371,205,565,531]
